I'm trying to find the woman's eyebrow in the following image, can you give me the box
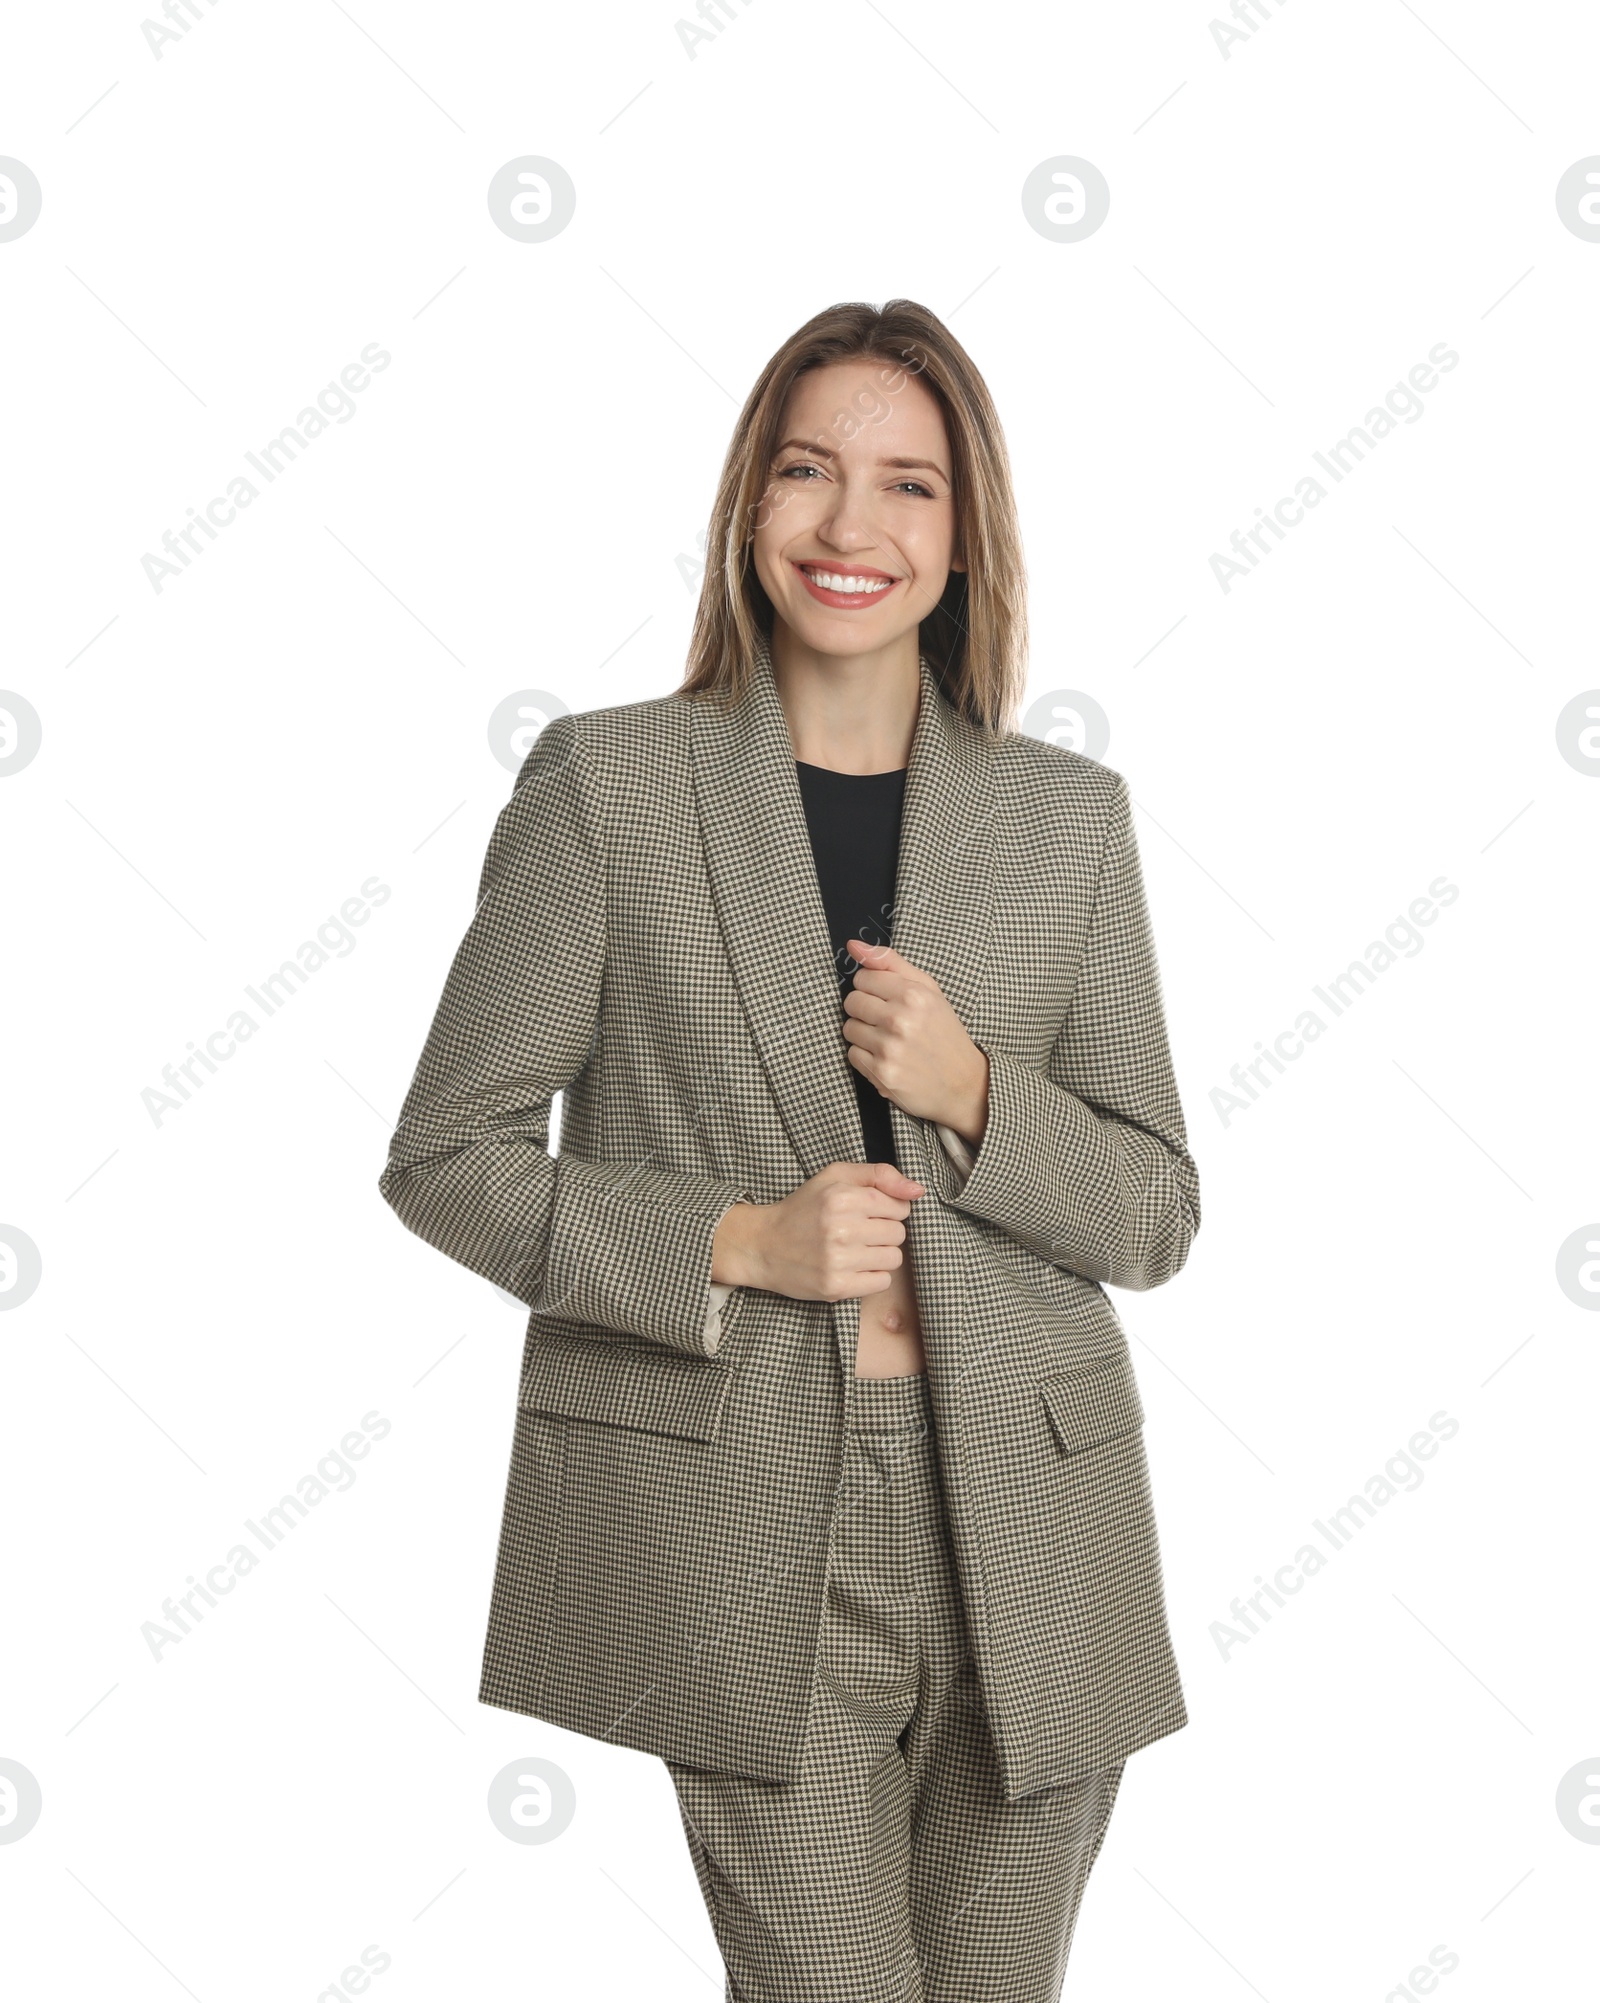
[774,437,949,478]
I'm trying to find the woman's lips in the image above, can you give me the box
[792,561,901,610]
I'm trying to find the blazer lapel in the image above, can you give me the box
[690,624,997,1227]
[884,650,997,1186]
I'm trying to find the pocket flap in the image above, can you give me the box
[1039,1354,1144,1456]
[519,1331,732,1442]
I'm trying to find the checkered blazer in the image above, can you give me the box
[378,630,1200,1800]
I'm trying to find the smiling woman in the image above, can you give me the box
[379,297,1200,2003]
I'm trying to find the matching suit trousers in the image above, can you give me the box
[665,1369,1124,2001]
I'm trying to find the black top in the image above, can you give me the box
[793,758,908,1169]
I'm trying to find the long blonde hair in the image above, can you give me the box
[679,299,1028,736]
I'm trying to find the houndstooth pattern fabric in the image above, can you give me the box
[378,628,1200,1797]
[667,1371,1123,2003]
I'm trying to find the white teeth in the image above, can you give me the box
[801,567,893,595]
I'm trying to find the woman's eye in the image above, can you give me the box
[895,480,934,498]
[780,462,822,480]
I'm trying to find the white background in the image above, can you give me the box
[3,1,1597,1996]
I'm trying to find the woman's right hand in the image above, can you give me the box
[711,1161,925,1303]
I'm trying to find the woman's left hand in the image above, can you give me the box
[842,940,990,1150]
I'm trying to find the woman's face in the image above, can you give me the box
[751,359,963,661]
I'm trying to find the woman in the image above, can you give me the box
[379,299,1200,2000]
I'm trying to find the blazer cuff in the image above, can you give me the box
[920,1047,1102,1263]
[540,1167,755,1357]
[921,1044,1197,1288]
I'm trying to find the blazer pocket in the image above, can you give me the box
[518,1330,733,1442]
[1039,1353,1145,1457]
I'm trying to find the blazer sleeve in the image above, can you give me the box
[378,712,755,1358]
[919,774,1199,1291]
